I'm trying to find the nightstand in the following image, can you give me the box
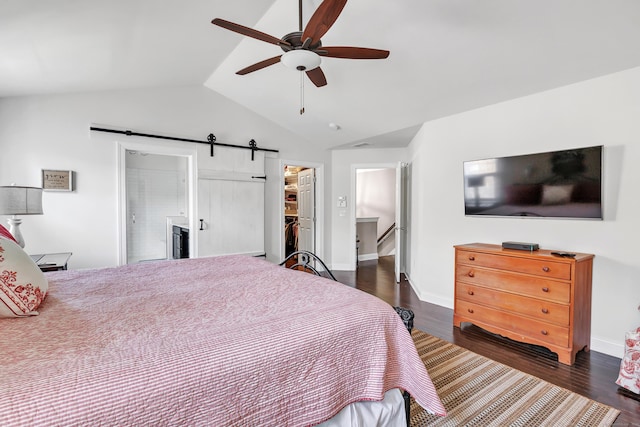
[30,252,72,272]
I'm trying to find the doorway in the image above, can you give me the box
[117,140,197,266]
[352,162,407,281]
[125,151,188,263]
[355,167,396,262]
[284,165,315,257]
[264,158,324,264]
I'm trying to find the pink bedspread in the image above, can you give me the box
[0,255,445,426]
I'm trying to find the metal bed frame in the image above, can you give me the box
[280,250,414,426]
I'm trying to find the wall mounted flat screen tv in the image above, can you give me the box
[463,145,603,219]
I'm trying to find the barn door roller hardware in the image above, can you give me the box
[90,126,278,161]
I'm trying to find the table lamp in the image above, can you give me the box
[0,185,43,248]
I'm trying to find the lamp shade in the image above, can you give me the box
[281,49,321,71]
[0,186,43,215]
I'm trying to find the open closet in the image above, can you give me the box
[284,165,315,257]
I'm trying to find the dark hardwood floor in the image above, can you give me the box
[333,256,640,426]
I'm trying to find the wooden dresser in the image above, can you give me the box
[453,243,594,365]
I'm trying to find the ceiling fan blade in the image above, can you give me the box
[236,56,282,75]
[301,0,347,46]
[212,18,288,47]
[306,67,327,87]
[320,46,390,59]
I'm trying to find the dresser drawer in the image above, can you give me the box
[456,283,570,326]
[456,250,571,280]
[454,243,593,365]
[455,299,569,348]
[456,266,570,304]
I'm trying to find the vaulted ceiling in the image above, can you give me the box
[2,0,640,150]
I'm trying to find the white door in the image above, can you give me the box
[395,162,407,282]
[297,168,315,253]
[198,176,265,257]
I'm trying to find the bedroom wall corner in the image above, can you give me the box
[406,66,640,358]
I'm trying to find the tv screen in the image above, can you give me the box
[463,146,603,219]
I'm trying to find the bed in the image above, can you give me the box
[0,243,445,426]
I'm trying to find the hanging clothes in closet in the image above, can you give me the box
[285,216,298,256]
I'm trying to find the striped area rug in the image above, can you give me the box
[410,330,620,427]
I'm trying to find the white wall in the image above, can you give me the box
[0,85,330,268]
[330,149,407,270]
[356,168,396,239]
[407,66,640,358]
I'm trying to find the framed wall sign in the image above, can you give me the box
[42,169,74,191]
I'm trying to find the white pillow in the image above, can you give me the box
[0,237,48,318]
[541,184,574,205]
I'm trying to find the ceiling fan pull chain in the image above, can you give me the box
[300,71,305,115]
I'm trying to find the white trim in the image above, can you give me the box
[277,159,325,263]
[358,253,379,262]
[331,263,352,271]
[116,139,197,266]
[356,217,379,223]
[198,170,263,182]
[350,163,398,271]
[591,337,623,359]
[406,274,454,309]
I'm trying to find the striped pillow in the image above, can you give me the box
[0,237,48,318]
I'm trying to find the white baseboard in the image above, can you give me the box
[358,253,379,262]
[331,263,353,271]
[405,276,454,309]
[591,336,623,359]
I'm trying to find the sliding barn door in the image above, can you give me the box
[198,172,264,257]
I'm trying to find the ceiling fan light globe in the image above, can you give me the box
[281,49,321,71]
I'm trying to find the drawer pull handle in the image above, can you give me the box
[542,287,549,293]
[468,271,475,278]
[468,290,474,296]
[541,330,548,336]
[468,255,475,261]
[542,266,550,273]
[541,308,549,314]
[467,308,474,314]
